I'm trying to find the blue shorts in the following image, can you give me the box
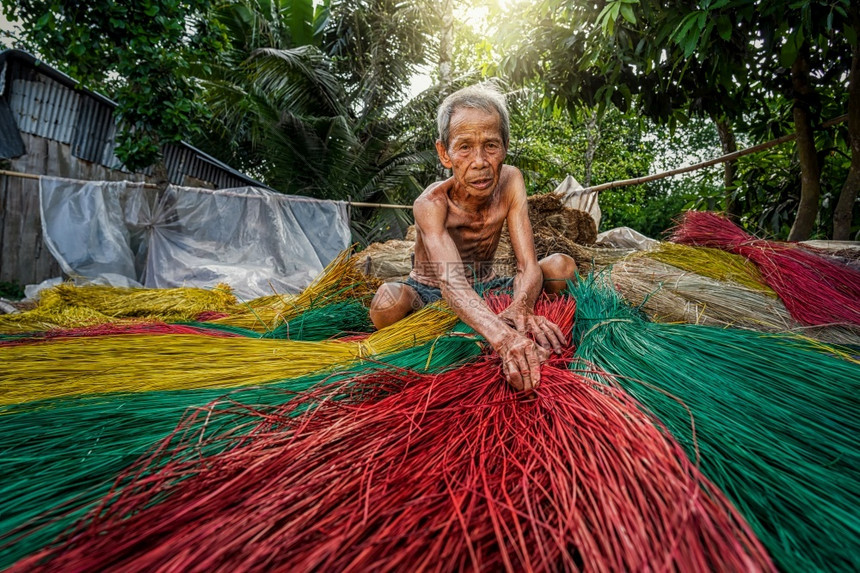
[402,276,514,305]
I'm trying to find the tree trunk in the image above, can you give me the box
[788,53,822,241]
[438,0,454,88]
[713,115,741,220]
[583,110,600,187]
[435,0,455,181]
[833,19,860,240]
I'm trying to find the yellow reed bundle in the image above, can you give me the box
[0,303,457,406]
[641,242,774,295]
[0,283,238,334]
[41,282,238,317]
[213,250,382,331]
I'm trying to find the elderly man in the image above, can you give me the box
[370,84,577,392]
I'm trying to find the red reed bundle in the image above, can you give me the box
[0,322,243,347]
[671,211,860,326]
[13,298,773,572]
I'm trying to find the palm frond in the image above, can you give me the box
[249,46,347,117]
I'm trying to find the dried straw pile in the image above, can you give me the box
[527,193,598,245]
[800,240,860,270]
[353,239,414,281]
[495,194,598,270]
[609,257,860,346]
[610,257,795,329]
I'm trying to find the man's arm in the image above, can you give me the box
[505,170,543,309]
[413,192,547,392]
[499,170,566,354]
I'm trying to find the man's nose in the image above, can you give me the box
[473,147,487,167]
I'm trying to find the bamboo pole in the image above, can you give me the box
[0,169,40,181]
[580,114,848,193]
[345,201,413,210]
[0,169,160,188]
[0,170,414,209]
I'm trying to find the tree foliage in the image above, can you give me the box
[187,0,441,243]
[1,0,226,171]
[3,0,857,240]
[496,0,859,239]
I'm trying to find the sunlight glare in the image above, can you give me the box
[461,0,521,28]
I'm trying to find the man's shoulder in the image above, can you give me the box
[499,165,525,192]
[497,165,526,209]
[412,180,452,227]
[414,179,452,208]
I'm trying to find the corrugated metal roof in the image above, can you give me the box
[72,94,115,164]
[163,143,186,184]
[8,74,81,144]
[0,97,25,158]
[0,49,271,190]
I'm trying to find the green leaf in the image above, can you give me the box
[683,31,698,58]
[144,5,159,17]
[286,0,315,46]
[620,3,636,25]
[779,32,799,67]
[672,12,699,45]
[34,12,52,29]
[716,15,732,41]
[845,25,857,47]
[597,3,616,36]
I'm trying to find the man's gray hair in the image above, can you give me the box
[437,83,510,149]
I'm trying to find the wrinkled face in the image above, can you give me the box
[436,107,507,196]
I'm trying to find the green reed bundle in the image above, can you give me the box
[569,275,860,572]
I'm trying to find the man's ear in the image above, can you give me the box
[435,140,453,169]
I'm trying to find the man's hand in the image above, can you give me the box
[497,331,550,393]
[498,303,567,354]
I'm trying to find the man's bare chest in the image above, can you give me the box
[445,209,506,258]
[447,213,504,239]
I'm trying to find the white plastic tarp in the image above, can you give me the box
[555,175,602,230]
[39,177,351,299]
[595,226,659,250]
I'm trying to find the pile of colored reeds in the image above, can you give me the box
[3,238,858,571]
[9,299,775,572]
[210,250,381,331]
[611,256,794,329]
[0,327,486,569]
[671,211,860,326]
[642,241,773,294]
[0,302,457,407]
[0,249,380,335]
